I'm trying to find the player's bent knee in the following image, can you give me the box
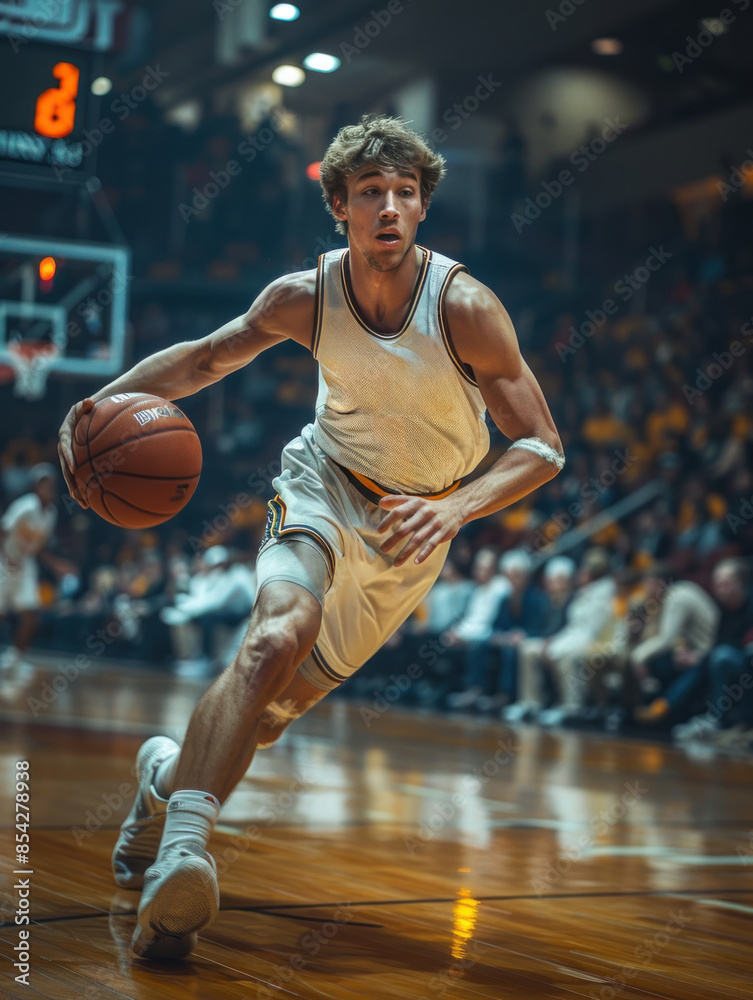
[233,604,321,698]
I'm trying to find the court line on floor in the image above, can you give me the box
[693,897,753,915]
[3,886,752,931]
[0,711,187,737]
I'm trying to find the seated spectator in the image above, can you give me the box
[415,558,474,637]
[160,546,255,676]
[349,559,474,705]
[537,547,617,727]
[629,564,719,727]
[671,558,753,743]
[449,550,549,713]
[109,549,172,663]
[502,556,576,722]
[443,547,510,709]
[48,564,119,652]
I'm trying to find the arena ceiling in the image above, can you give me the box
[117,0,753,134]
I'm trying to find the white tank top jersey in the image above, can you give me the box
[311,245,490,495]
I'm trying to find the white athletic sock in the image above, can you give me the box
[153,751,180,799]
[157,790,221,858]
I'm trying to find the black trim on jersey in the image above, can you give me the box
[438,263,477,386]
[311,254,326,358]
[311,643,348,684]
[340,245,431,340]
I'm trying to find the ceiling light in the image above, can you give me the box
[91,76,112,96]
[165,99,203,131]
[272,64,305,87]
[591,38,623,55]
[270,4,300,20]
[303,52,341,73]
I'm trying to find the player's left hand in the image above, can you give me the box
[377,494,464,566]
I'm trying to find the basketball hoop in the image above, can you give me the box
[6,341,61,400]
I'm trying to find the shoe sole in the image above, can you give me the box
[112,736,178,890]
[131,856,219,960]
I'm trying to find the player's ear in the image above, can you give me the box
[419,198,428,223]
[331,190,347,223]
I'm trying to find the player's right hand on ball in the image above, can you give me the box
[58,398,95,508]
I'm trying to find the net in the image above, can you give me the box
[6,340,61,399]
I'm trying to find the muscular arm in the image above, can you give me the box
[379,273,563,565]
[445,273,563,522]
[59,270,316,505]
[89,271,315,403]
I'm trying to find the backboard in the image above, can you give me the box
[0,233,129,395]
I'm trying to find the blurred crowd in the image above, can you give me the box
[354,544,753,751]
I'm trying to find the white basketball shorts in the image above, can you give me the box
[0,555,40,613]
[255,423,451,691]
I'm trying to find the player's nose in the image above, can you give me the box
[379,192,399,217]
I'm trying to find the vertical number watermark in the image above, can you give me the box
[13,760,33,985]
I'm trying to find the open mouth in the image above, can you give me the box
[376,233,400,244]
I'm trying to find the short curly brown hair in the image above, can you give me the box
[319,113,446,236]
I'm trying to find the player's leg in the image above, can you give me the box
[503,636,545,721]
[0,560,38,677]
[147,660,332,812]
[125,538,330,958]
[13,609,37,657]
[169,577,322,801]
[256,668,333,747]
[112,610,329,894]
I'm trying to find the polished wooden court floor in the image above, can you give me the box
[1,659,752,999]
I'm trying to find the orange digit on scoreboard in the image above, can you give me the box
[34,61,80,139]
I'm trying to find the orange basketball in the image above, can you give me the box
[71,393,202,528]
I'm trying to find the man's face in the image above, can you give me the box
[332,165,427,272]
[545,573,572,599]
[505,568,529,593]
[36,477,55,506]
[712,566,743,608]
[472,551,496,585]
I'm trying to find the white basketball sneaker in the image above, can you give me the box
[112,736,179,889]
[131,846,219,960]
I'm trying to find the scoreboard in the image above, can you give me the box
[0,43,94,176]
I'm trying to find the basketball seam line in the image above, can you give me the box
[95,486,196,517]
[84,407,128,526]
[83,426,200,466]
[84,398,152,445]
[84,470,201,481]
[87,397,196,448]
[99,489,128,526]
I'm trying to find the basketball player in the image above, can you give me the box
[0,463,58,681]
[58,115,564,959]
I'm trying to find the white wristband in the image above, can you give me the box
[508,437,565,470]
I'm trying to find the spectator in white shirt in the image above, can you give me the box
[415,558,474,636]
[444,547,511,709]
[503,555,576,722]
[0,464,58,678]
[538,547,617,726]
[160,546,256,676]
